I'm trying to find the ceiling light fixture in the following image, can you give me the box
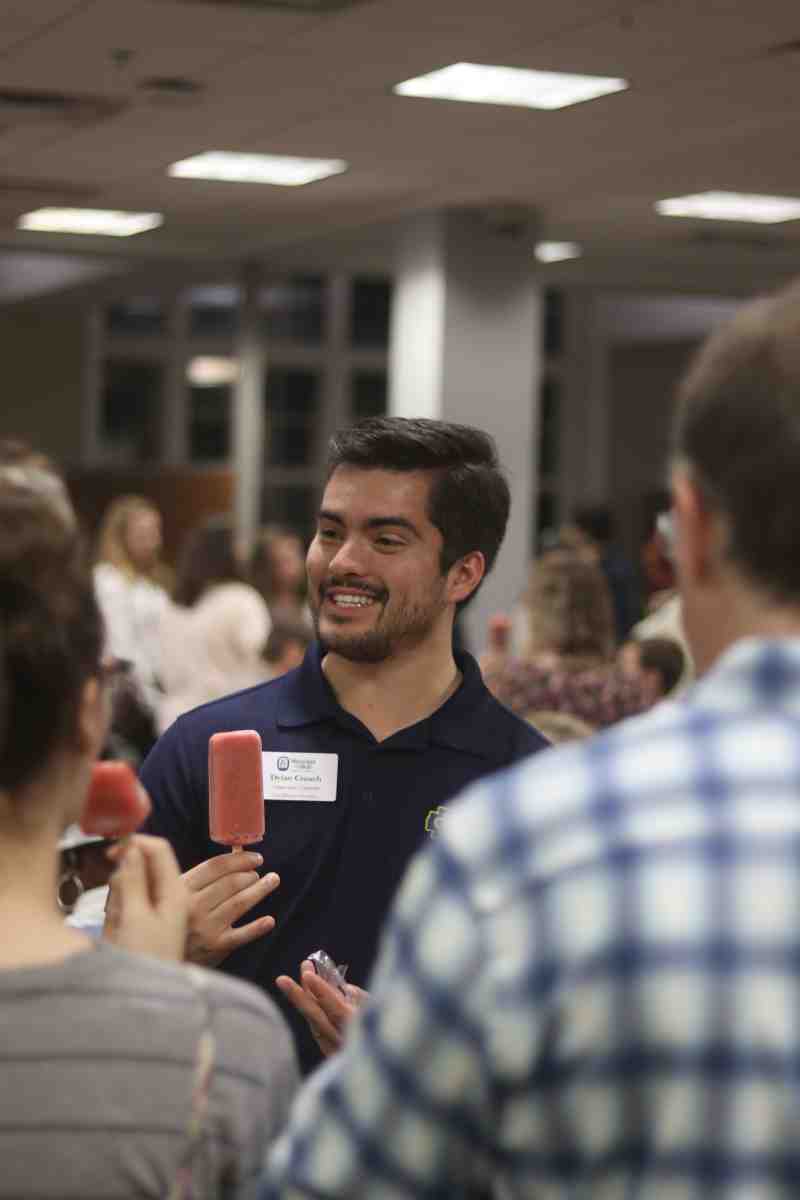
[168,151,348,186]
[656,191,800,224]
[17,208,163,236]
[394,62,627,110]
[535,240,582,263]
[187,356,240,387]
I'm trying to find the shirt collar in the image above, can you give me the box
[277,642,495,757]
[692,636,800,717]
[277,642,339,728]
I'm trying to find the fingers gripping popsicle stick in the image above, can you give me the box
[208,730,265,853]
[81,761,151,838]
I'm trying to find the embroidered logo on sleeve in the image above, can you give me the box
[424,805,447,837]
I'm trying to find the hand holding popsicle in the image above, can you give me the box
[82,761,151,838]
[182,730,277,968]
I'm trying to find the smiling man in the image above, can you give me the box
[140,417,548,1072]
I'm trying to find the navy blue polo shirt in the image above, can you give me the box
[141,643,547,1072]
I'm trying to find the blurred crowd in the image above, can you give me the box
[90,494,312,764]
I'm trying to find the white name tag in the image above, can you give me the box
[262,751,339,803]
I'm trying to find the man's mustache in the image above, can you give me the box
[320,576,388,603]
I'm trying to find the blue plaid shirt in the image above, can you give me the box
[262,638,800,1198]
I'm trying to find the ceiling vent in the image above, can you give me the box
[0,88,124,126]
[172,0,373,12]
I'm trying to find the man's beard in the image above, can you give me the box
[312,582,446,663]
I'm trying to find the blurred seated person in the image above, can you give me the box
[263,616,312,681]
[618,636,686,706]
[483,551,646,729]
[0,477,297,1196]
[157,516,271,732]
[94,495,169,753]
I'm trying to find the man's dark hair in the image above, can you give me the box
[0,483,102,791]
[325,417,510,609]
[572,504,615,545]
[672,278,800,603]
[637,637,685,696]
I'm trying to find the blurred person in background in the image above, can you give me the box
[522,708,595,743]
[94,495,169,749]
[0,477,297,1197]
[565,503,643,643]
[262,615,312,681]
[483,551,645,729]
[618,634,686,705]
[252,524,311,628]
[632,506,695,685]
[157,516,271,733]
[0,437,74,529]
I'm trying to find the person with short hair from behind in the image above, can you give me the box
[262,277,800,1198]
[0,478,297,1198]
[618,634,686,706]
[140,416,548,1075]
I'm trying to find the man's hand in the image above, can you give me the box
[103,834,188,962]
[181,851,279,967]
[276,960,368,1058]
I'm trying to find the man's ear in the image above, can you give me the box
[446,550,485,606]
[672,468,722,587]
[76,676,108,760]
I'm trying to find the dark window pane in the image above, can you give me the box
[260,277,324,343]
[102,359,162,460]
[350,277,391,347]
[188,284,240,337]
[543,287,563,357]
[351,369,387,422]
[264,368,319,466]
[106,297,165,337]
[538,374,560,477]
[261,484,315,541]
[189,386,231,461]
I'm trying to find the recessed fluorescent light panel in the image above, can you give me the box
[187,356,240,388]
[17,208,163,236]
[656,191,800,224]
[394,62,628,110]
[535,240,582,263]
[169,151,348,186]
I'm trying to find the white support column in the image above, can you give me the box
[233,262,265,556]
[389,209,542,654]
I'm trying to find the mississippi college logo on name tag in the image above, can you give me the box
[262,751,339,802]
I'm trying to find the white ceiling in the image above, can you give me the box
[1,0,800,295]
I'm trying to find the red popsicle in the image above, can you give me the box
[208,730,265,852]
[81,761,151,838]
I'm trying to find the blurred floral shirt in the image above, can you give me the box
[484,658,646,729]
